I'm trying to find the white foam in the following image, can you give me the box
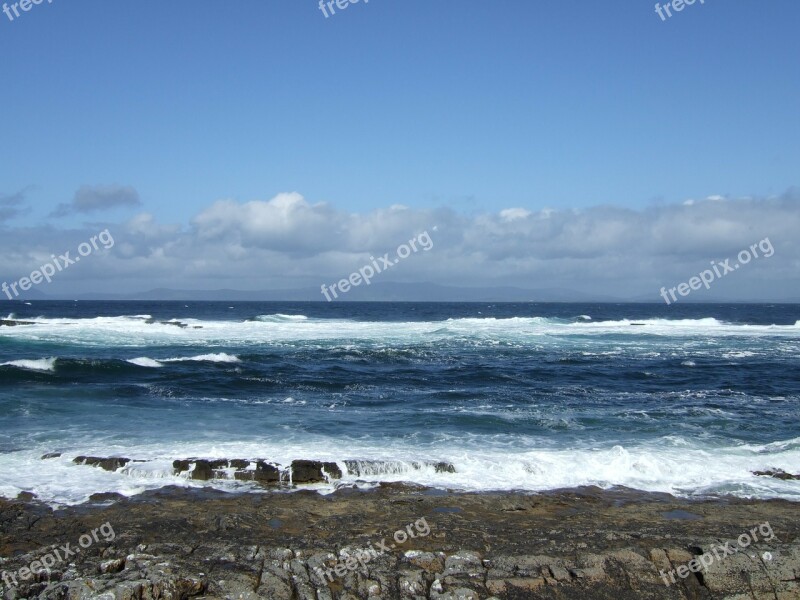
[162,353,240,363]
[254,314,309,322]
[3,434,800,506]
[127,357,164,368]
[1,315,797,349]
[0,358,57,372]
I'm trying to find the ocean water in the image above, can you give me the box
[1,301,799,506]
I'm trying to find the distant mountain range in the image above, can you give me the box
[1,282,798,303]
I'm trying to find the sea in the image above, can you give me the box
[1,301,799,506]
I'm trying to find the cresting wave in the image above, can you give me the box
[0,358,57,372]
[126,354,241,368]
[127,354,240,367]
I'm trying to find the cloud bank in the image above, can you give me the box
[1,187,799,300]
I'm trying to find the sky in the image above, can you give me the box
[0,0,799,300]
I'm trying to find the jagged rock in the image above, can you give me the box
[99,559,125,574]
[404,550,445,572]
[74,456,131,471]
[259,572,293,599]
[442,551,484,585]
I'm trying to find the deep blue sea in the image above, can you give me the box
[1,301,799,506]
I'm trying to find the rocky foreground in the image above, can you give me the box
[1,484,799,600]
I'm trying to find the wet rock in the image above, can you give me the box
[74,456,131,471]
[291,460,342,483]
[41,452,62,460]
[753,469,800,480]
[173,458,286,484]
[89,492,126,502]
[430,462,456,474]
[344,460,456,476]
[0,319,35,326]
[191,460,214,481]
[173,459,191,474]
[234,460,281,484]
[145,318,188,329]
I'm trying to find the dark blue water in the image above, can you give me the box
[1,301,799,505]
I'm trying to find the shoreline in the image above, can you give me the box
[2,485,798,599]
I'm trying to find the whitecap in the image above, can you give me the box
[0,358,57,372]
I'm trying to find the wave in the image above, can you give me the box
[1,315,798,349]
[1,354,240,376]
[162,353,241,363]
[0,358,57,372]
[127,357,164,368]
[252,314,310,323]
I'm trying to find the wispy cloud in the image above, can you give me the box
[0,188,32,223]
[50,185,141,217]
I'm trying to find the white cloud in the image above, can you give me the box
[499,208,532,222]
[2,188,799,300]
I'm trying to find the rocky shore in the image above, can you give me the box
[1,483,799,600]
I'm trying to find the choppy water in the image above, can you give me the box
[1,301,799,505]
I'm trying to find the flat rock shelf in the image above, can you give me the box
[1,485,799,599]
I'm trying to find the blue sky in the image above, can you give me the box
[1,1,799,299]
